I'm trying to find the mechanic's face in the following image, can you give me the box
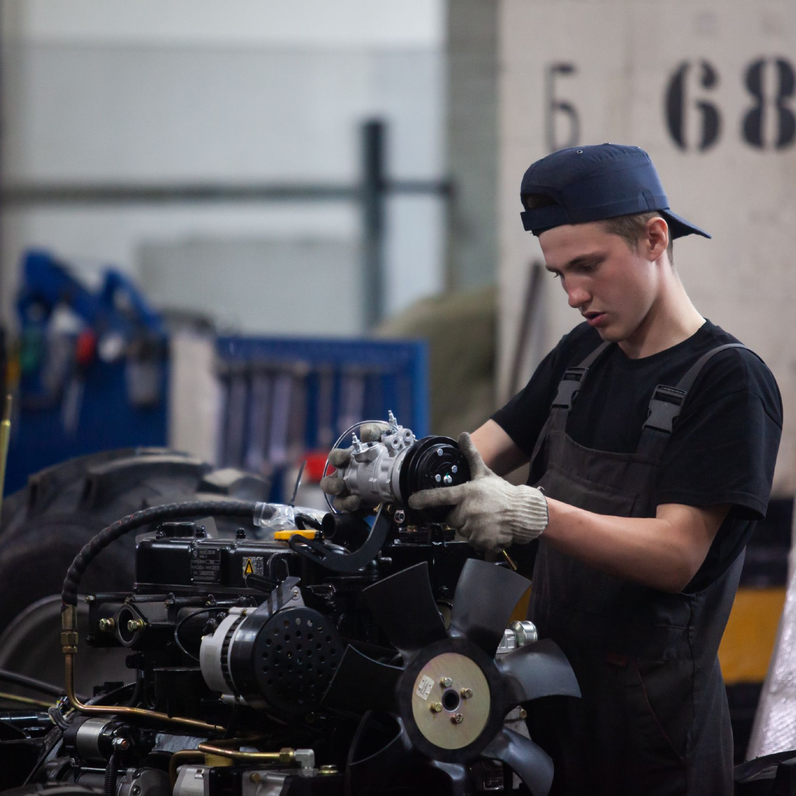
[538,221,663,351]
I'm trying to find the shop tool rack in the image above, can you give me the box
[215,335,429,500]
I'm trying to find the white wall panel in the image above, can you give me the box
[2,0,444,48]
[499,0,796,496]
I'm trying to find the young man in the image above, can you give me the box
[410,144,782,795]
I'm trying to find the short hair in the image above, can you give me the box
[522,193,674,264]
[601,212,674,265]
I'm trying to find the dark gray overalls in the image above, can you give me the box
[525,342,748,796]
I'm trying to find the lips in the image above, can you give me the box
[584,312,606,327]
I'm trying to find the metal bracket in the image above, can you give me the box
[288,507,391,573]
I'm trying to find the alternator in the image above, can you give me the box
[199,579,343,715]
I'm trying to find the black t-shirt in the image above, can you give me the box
[492,320,783,591]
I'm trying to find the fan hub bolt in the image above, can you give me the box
[127,619,145,633]
[429,702,443,713]
[440,677,453,687]
[98,618,115,632]
[460,688,473,699]
[451,713,464,724]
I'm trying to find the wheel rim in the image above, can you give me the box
[0,595,130,699]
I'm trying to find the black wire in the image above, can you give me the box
[125,670,143,707]
[47,707,69,730]
[104,750,119,796]
[0,667,66,699]
[173,607,228,663]
[87,681,136,706]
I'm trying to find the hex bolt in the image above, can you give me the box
[451,713,464,725]
[437,448,443,457]
[292,588,300,598]
[429,702,443,714]
[127,619,145,633]
[435,474,442,483]
[443,474,453,485]
[451,465,458,474]
[113,737,131,751]
[98,618,115,633]
[394,510,406,524]
[460,688,473,699]
[249,773,262,784]
[519,708,528,719]
[131,787,141,796]
[440,677,453,688]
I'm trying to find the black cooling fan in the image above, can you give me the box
[322,559,581,795]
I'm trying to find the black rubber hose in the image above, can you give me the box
[0,666,67,698]
[61,500,258,607]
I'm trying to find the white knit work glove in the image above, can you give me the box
[408,432,549,552]
[319,423,389,513]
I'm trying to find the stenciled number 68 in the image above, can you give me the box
[665,58,796,152]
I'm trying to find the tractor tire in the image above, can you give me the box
[0,448,269,697]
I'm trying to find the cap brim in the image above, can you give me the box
[660,210,711,240]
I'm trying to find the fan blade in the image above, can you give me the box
[483,728,554,796]
[428,760,473,795]
[363,562,447,658]
[497,638,581,705]
[347,718,413,796]
[323,645,401,713]
[448,559,530,654]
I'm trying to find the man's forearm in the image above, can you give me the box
[543,498,728,593]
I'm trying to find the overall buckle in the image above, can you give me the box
[552,367,589,409]
[643,384,687,434]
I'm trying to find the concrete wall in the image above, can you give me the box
[445,0,499,292]
[499,0,796,496]
[0,0,446,333]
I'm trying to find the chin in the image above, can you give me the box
[594,323,617,340]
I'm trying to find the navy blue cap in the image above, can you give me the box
[520,143,710,239]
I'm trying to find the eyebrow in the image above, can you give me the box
[544,252,605,273]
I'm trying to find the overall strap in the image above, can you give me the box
[529,341,612,474]
[636,343,749,460]
[547,341,612,433]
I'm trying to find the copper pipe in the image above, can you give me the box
[63,651,225,734]
[0,691,52,708]
[502,549,518,571]
[168,751,204,787]
[197,743,295,765]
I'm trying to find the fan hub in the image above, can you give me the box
[410,651,490,750]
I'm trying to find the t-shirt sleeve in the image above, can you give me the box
[490,347,560,458]
[492,323,600,458]
[655,349,783,520]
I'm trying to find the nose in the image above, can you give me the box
[566,279,591,310]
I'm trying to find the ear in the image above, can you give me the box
[645,216,670,261]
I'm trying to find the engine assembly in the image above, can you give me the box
[0,422,580,796]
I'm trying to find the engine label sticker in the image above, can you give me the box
[416,675,435,701]
[243,557,264,577]
[191,546,222,584]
